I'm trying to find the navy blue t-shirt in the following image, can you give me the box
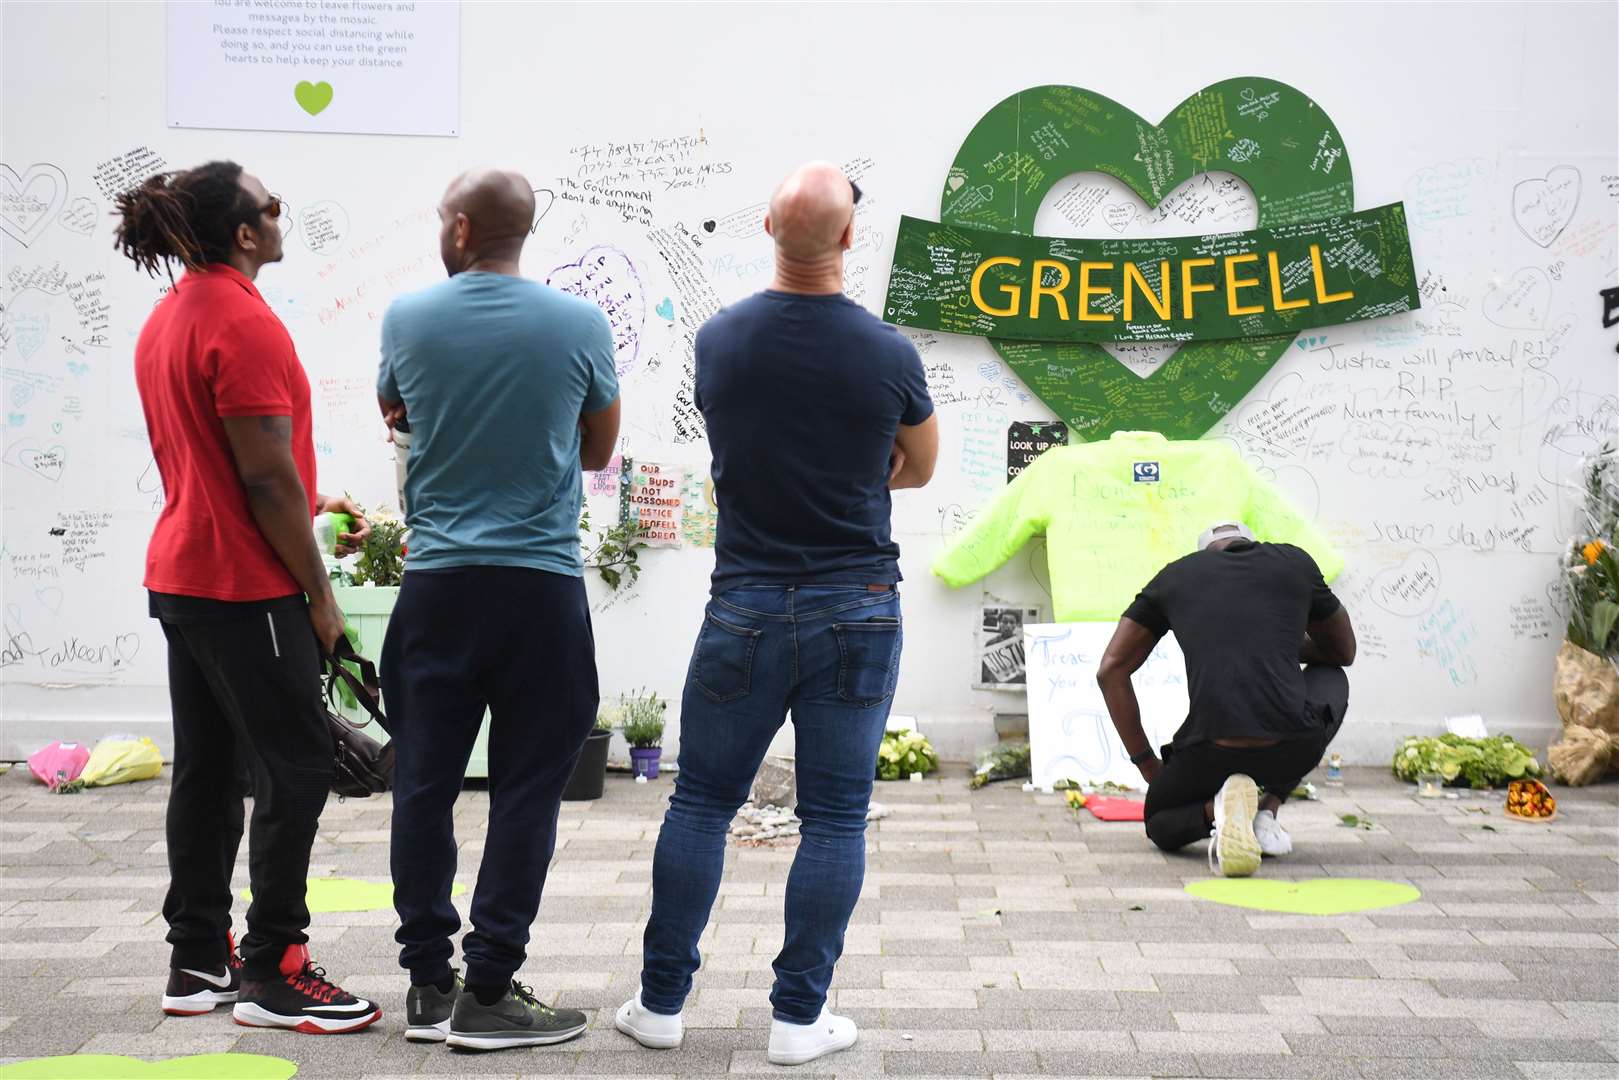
[696,290,933,590]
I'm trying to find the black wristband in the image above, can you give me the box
[1129,748,1155,765]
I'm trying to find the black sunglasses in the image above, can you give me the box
[850,180,863,206]
[254,194,284,221]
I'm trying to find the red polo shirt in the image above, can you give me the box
[136,264,317,601]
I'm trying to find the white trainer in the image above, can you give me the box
[614,993,683,1049]
[1253,808,1293,856]
[1208,773,1262,877]
[767,1008,858,1066]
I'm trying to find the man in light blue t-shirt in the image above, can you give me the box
[376,168,619,1052]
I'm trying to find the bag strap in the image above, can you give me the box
[324,636,390,733]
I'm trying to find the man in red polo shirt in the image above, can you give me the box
[116,161,380,1034]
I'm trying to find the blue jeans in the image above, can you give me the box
[640,585,902,1024]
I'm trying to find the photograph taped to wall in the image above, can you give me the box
[976,605,1041,690]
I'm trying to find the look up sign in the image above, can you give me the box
[883,79,1421,439]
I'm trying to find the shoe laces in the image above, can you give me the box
[1207,826,1220,875]
[290,961,349,1005]
[510,980,555,1017]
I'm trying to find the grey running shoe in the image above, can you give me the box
[404,972,462,1043]
[445,980,587,1051]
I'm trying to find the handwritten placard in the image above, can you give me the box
[624,460,685,547]
[1007,420,1068,482]
[1023,622,1186,789]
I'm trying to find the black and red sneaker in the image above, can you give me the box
[232,944,381,1034]
[162,933,244,1016]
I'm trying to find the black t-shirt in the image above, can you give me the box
[696,290,933,590]
[1123,541,1341,747]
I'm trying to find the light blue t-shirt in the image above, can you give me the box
[377,272,619,575]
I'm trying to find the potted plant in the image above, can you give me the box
[330,506,405,717]
[620,688,666,779]
[563,703,617,801]
[327,505,650,779]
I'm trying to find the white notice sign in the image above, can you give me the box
[1023,623,1188,790]
[168,0,460,137]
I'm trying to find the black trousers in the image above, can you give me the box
[154,593,334,978]
[385,567,599,990]
[1144,665,1349,852]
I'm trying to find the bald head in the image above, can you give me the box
[439,168,534,273]
[767,161,854,261]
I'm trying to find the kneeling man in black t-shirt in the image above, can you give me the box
[1096,522,1356,877]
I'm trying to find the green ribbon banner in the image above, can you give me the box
[884,201,1417,345]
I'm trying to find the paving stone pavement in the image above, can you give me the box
[0,764,1615,1079]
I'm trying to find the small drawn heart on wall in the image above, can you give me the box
[114,634,141,666]
[57,196,99,237]
[35,587,63,615]
[0,162,69,247]
[655,297,675,321]
[14,444,66,483]
[1511,165,1580,248]
[529,188,556,235]
[294,81,334,117]
[13,313,47,362]
[1102,203,1134,233]
[1482,267,1552,330]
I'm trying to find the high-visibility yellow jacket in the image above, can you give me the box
[931,431,1342,621]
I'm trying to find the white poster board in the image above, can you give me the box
[167,1,460,136]
[1023,622,1188,790]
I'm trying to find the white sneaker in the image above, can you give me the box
[767,1008,858,1066]
[614,993,683,1049]
[1208,774,1262,877]
[1253,809,1293,856]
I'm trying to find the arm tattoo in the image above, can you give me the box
[257,415,292,441]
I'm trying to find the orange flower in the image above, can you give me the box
[1583,540,1607,565]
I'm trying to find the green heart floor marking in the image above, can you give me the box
[294,80,334,117]
[242,876,465,913]
[941,79,1354,439]
[1186,877,1421,916]
[0,1053,295,1079]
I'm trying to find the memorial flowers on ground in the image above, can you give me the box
[1551,447,1619,785]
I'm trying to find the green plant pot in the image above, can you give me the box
[331,585,493,779]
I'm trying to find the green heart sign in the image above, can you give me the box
[934,79,1357,439]
[293,80,334,117]
[0,1054,295,1079]
[1186,877,1421,915]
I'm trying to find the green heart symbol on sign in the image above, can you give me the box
[0,1053,295,1079]
[941,79,1354,440]
[294,80,334,117]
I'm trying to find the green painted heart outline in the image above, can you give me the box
[940,78,1354,440]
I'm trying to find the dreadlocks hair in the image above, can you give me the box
[113,161,260,280]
